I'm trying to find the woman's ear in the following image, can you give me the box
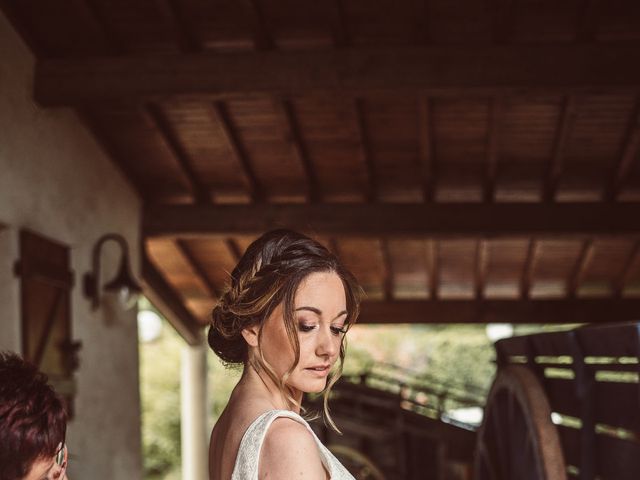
[241,324,260,348]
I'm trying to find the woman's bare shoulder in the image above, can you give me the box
[259,417,327,479]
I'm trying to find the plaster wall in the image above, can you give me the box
[0,11,143,479]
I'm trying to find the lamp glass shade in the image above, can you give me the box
[103,257,143,311]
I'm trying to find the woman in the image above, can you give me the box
[208,229,362,480]
[0,351,69,480]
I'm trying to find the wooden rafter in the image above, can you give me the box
[142,103,209,203]
[72,0,124,54]
[154,0,201,52]
[34,44,640,106]
[225,238,243,264]
[77,108,146,198]
[607,97,640,201]
[246,0,274,50]
[143,203,640,237]
[359,298,640,325]
[484,97,501,202]
[425,240,438,299]
[475,239,489,299]
[613,240,640,297]
[175,239,221,298]
[411,0,431,44]
[380,238,394,301]
[0,0,47,56]
[491,0,517,44]
[273,100,320,202]
[354,98,377,202]
[418,95,435,202]
[545,95,577,202]
[208,101,264,202]
[576,0,600,42]
[566,238,594,297]
[141,254,202,345]
[520,239,538,298]
[330,0,350,47]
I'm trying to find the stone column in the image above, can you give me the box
[181,337,208,480]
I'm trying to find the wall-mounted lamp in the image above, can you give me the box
[83,233,142,311]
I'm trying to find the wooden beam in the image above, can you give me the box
[274,100,320,202]
[330,0,350,47]
[0,0,47,56]
[143,203,640,237]
[520,238,537,298]
[576,0,600,42]
[79,0,126,54]
[354,98,377,202]
[607,97,640,201]
[358,298,640,324]
[613,240,640,297]
[566,238,594,297]
[154,0,202,52]
[141,255,202,345]
[545,95,578,202]
[77,108,147,199]
[34,44,640,106]
[225,238,243,263]
[245,0,274,50]
[380,238,394,300]
[475,239,489,299]
[142,103,209,203]
[491,0,517,44]
[417,96,436,202]
[426,240,438,299]
[484,97,501,202]
[175,239,221,298]
[209,102,264,202]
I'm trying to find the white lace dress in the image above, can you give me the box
[231,409,355,480]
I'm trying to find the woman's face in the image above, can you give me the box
[259,271,348,395]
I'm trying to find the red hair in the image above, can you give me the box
[0,351,67,480]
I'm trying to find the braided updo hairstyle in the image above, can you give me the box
[208,229,362,428]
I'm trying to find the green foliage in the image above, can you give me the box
[139,312,182,480]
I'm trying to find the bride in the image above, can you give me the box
[208,229,362,480]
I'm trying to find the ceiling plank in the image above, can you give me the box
[358,298,640,324]
[35,44,640,106]
[143,203,640,237]
[142,103,209,203]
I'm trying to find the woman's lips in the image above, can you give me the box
[305,365,330,377]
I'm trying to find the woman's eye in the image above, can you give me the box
[298,324,316,332]
[330,326,347,335]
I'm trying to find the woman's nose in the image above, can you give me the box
[316,326,338,357]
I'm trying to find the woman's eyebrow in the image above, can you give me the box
[295,306,348,320]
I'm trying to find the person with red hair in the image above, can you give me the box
[0,351,69,480]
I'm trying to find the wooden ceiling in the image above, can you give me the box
[5,0,640,343]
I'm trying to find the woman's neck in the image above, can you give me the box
[237,363,303,413]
